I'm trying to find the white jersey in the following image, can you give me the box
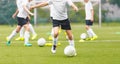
[49,5,53,17]
[17,0,30,19]
[85,1,93,20]
[48,0,73,20]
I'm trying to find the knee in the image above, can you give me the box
[85,26,89,30]
[54,32,59,38]
[16,29,20,33]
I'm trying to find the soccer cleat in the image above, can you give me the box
[6,41,11,46]
[24,43,32,47]
[90,35,98,40]
[31,34,37,40]
[51,45,56,54]
[92,35,98,40]
[15,37,24,41]
[6,37,11,46]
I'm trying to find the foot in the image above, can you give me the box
[6,41,11,46]
[51,45,56,54]
[91,35,98,40]
[24,43,32,47]
[31,34,37,40]
[15,37,24,41]
[6,37,11,46]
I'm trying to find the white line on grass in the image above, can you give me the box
[1,40,120,44]
[47,40,120,43]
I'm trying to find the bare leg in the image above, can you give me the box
[51,26,59,53]
[66,30,74,46]
[7,25,21,41]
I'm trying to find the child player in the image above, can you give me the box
[80,0,98,41]
[31,0,78,54]
[6,0,33,46]
[12,9,37,41]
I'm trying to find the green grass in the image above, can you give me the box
[0,24,120,64]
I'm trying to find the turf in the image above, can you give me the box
[0,24,120,64]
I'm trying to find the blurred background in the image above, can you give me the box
[0,0,120,26]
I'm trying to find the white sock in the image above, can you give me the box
[68,40,75,47]
[53,38,58,46]
[8,30,17,41]
[87,30,92,38]
[29,24,36,35]
[20,27,24,37]
[89,28,96,36]
[24,31,30,44]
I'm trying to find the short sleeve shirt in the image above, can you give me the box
[17,0,29,19]
[85,1,93,20]
[48,0,73,20]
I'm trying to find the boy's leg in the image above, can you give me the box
[85,20,97,40]
[86,25,93,38]
[51,27,59,53]
[24,24,32,46]
[58,18,77,55]
[29,24,37,40]
[6,26,21,45]
[61,19,76,55]
[66,30,74,47]
[61,19,75,46]
[86,25,97,40]
[49,28,62,41]
[66,30,76,56]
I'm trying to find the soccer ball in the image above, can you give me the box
[64,45,76,57]
[37,38,46,47]
[80,33,87,40]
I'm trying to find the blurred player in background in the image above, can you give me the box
[80,0,98,42]
[31,0,78,54]
[12,9,37,41]
[6,0,33,46]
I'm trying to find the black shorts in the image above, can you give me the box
[17,17,29,27]
[86,20,93,26]
[51,18,71,30]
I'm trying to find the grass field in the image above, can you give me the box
[0,23,120,64]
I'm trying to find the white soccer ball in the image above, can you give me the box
[37,38,46,47]
[80,33,87,39]
[64,45,76,57]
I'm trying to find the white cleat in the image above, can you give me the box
[51,45,56,54]
[51,49,56,54]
